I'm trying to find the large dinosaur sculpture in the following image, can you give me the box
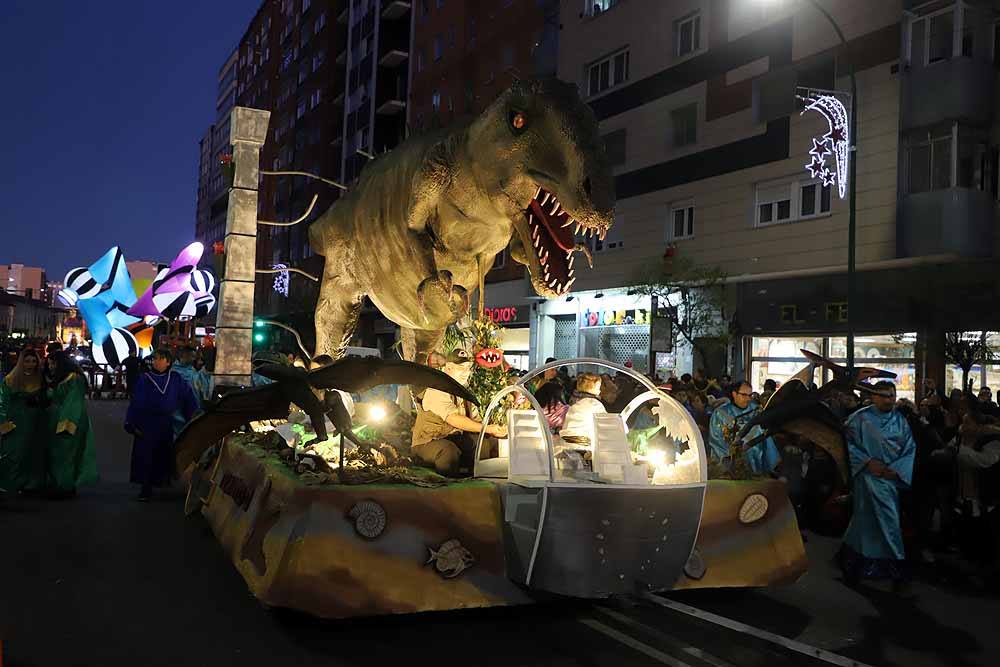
[309,78,614,363]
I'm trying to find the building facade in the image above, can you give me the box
[195,48,240,261]
[0,264,47,301]
[513,0,1000,395]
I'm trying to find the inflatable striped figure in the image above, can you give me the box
[59,247,143,366]
[128,242,217,324]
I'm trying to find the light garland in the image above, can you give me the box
[800,93,850,199]
[272,263,290,297]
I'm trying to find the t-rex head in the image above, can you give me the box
[467,78,615,298]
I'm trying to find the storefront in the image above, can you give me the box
[532,288,652,372]
[747,333,917,400]
[483,278,533,371]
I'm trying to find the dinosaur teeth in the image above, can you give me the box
[561,217,573,228]
[540,193,550,206]
[568,267,575,278]
[534,186,541,200]
[548,278,558,289]
[551,201,560,215]
[541,249,549,263]
[568,255,575,269]
[565,277,576,290]
[544,268,550,281]
[574,223,581,234]
[599,229,606,241]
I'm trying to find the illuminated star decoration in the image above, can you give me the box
[800,93,850,199]
[272,263,290,297]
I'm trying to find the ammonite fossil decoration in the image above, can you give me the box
[348,499,387,539]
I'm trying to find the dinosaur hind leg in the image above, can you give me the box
[313,266,364,364]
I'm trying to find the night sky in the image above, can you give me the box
[0,1,258,280]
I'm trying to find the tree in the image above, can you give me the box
[632,256,729,375]
[944,331,998,393]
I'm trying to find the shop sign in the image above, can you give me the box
[581,308,648,327]
[485,306,526,325]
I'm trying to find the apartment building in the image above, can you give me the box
[517,0,1000,394]
[195,48,239,259]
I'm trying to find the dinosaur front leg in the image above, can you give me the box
[416,271,470,321]
[313,263,364,363]
[399,327,446,365]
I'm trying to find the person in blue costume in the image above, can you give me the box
[125,348,198,502]
[839,380,916,591]
[169,346,209,436]
[708,381,781,475]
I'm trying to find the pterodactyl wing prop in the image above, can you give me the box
[741,373,851,483]
[174,356,478,475]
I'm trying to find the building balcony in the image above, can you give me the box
[376,99,406,115]
[378,49,408,68]
[381,1,410,20]
[898,188,994,258]
[901,57,995,130]
[337,7,349,24]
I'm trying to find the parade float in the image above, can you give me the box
[177,78,807,620]
[178,355,806,619]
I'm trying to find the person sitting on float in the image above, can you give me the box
[708,381,781,475]
[411,350,507,476]
[560,373,607,447]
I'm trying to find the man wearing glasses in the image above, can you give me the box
[708,381,781,474]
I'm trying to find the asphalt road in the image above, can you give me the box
[1,400,997,667]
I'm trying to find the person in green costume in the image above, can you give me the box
[45,351,98,497]
[0,348,47,492]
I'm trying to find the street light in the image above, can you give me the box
[756,0,858,374]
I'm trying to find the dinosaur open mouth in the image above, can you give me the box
[524,186,598,295]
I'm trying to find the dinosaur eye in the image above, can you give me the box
[510,111,527,131]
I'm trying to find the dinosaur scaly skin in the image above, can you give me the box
[309,78,614,363]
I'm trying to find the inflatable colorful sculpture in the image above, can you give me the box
[128,242,216,323]
[59,247,143,366]
[58,243,217,368]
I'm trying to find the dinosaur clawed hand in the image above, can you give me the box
[416,271,470,322]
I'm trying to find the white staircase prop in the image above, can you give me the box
[592,413,648,485]
[507,409,551,480]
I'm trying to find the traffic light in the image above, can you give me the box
[253,319,267,345]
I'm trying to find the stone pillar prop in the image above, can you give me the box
[213,106,270,390]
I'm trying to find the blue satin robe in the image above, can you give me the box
[842,406,916,562]
[708,401,781,474]
[126,371,198,487]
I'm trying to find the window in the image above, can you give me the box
[671,103,697,147]
[298,61,310,85]
[433,35,443,60]
[313,50,325,70]
[907,130,952,193]
[470,17,477,45]
[755,177,831,227]
[416,49,424,72]
[448,25,455,48]
[589,0,619,16]
[926,10,954,64]
[431,90,441,110]
[590,212,625,252]
[502,45,514,67]
[669,202,694,240]
[436,0,444,7]
[602,128,626,166]
[316,11,326,30]
[492,248,507,270]
[302,0,311,11]
[310,89,322,109]
[587,48,629,97]
[297,99,306,119]
[675,11,701,57]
